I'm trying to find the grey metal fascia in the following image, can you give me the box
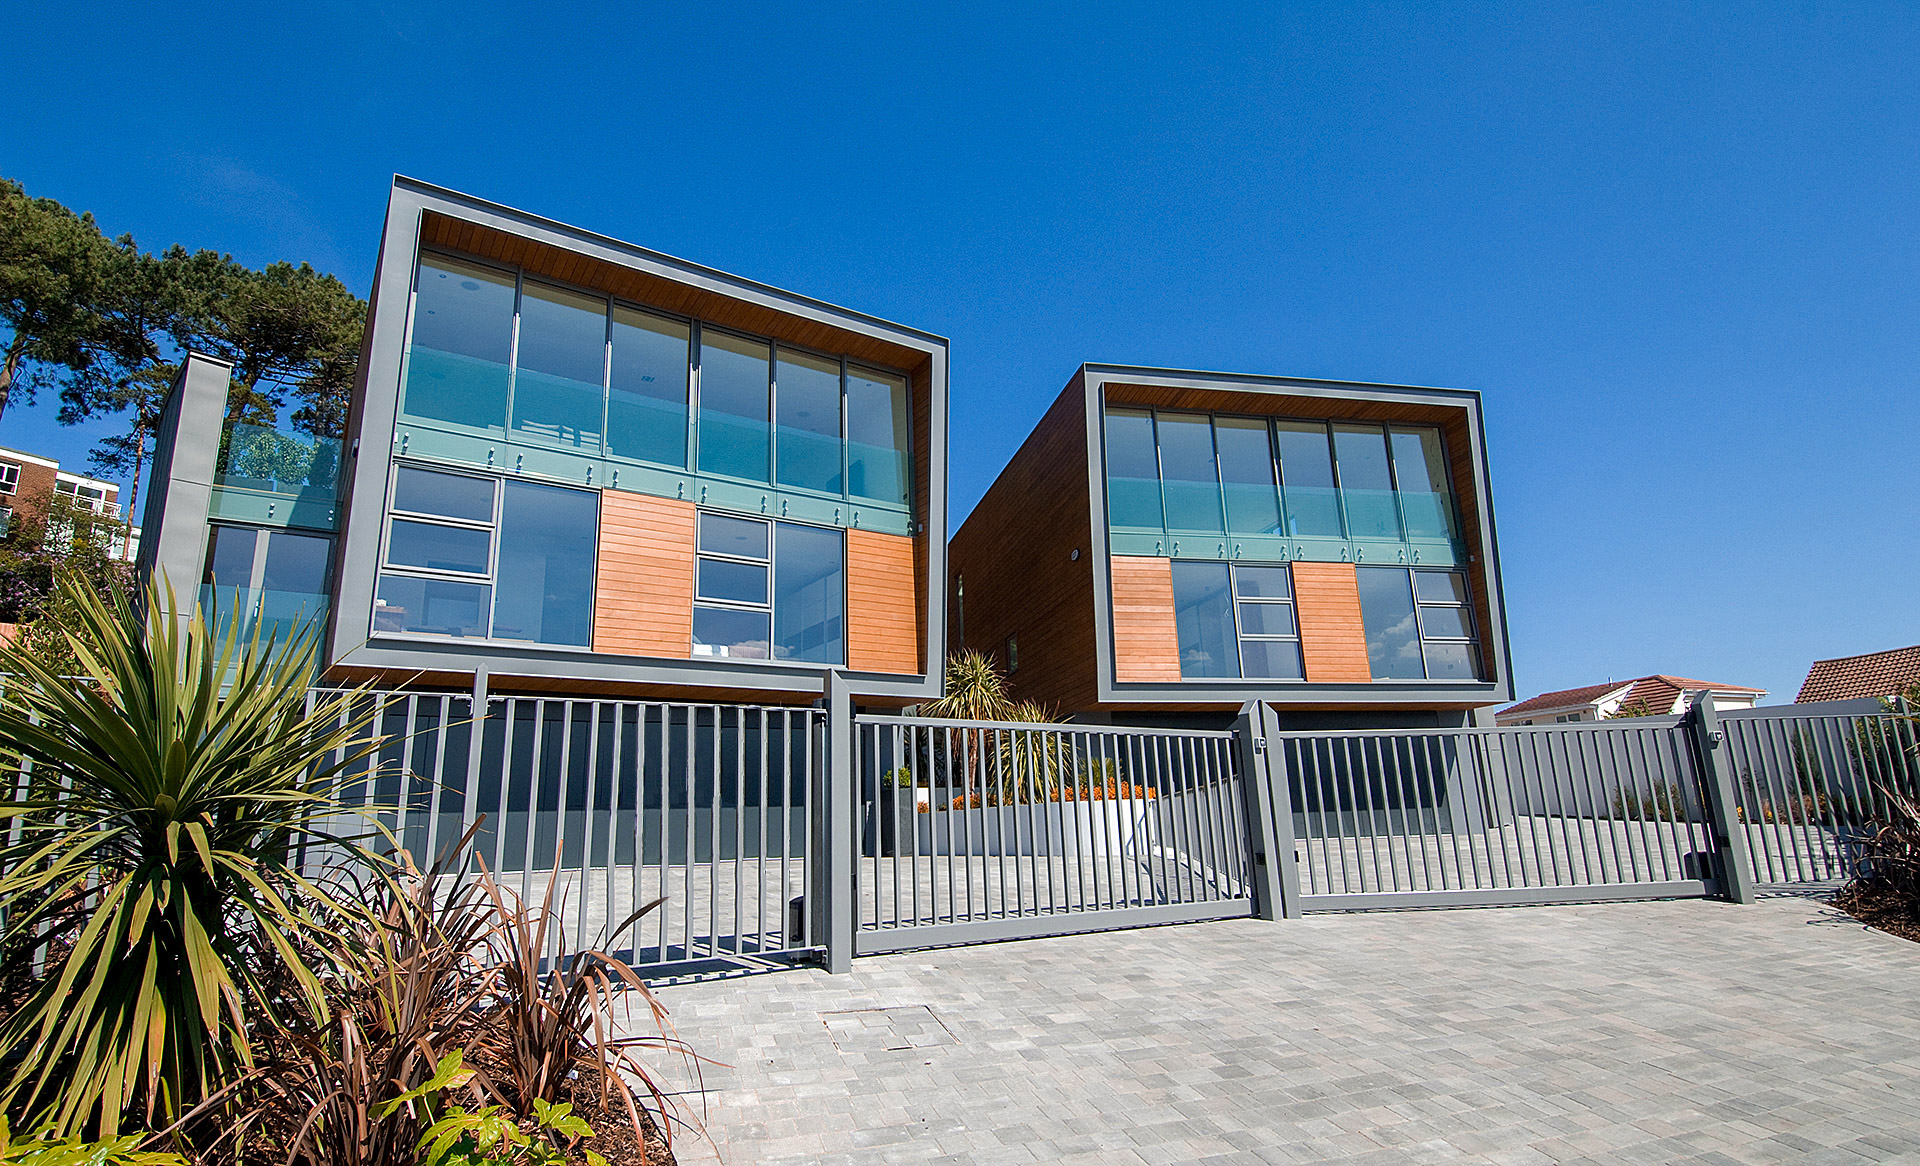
[335,637,935,700]
[1081,363,1514,707]
[390,176,950,353]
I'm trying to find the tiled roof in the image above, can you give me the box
[1796,645,1920,704]
[1500,674,1765,719]
[1499,681,1632,718]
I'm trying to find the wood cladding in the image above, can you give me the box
[1108,557,1183,682]
[592,491,695,658]
[420,211,928,377]
[947,371,1098,713]
[1291,562,1373,683]
[847,528,920,675]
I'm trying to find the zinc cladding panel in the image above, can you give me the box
[847,528,921,675]
[1109,556,1183,682]
[592,491,696,658]
[1291,562,1373,683]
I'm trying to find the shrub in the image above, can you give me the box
[0,1117,188,1165]
[1612,782,1686,822]
[0,575,392,1137]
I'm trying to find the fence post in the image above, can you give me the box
[814,670,856,972]
[1234,700,1301,919]
[1687,693,1756,904]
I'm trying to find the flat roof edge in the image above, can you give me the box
[391,175,950,350]
[1080,362,1483,403]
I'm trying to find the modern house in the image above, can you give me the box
[947,364,1514,728]
[141,177,949,707]
[1797,645,1920,704]
[1496,674,1765,726]
[0,443,139,560]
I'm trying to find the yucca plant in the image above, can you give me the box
[923,651,1016,801]
[0,572,393,1138]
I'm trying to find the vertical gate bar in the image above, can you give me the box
[1428,735,1458,890]
[1747,719,1791,881]
[1456,731,1486,890]
[759,708,772,951]
[1351,740,1381,894]
[1612,726,1649,882]
[394,695,420,860]
[633,705,651,962]
[1384,735,1416,892]
[902,722,918,929]
[1484,733,1517,889]
[1817,715,1856,878]
[1108,732,1131,908]
[656,706,673,962]
[1629,726,1665,882]
[520,700,547,909]
[1760,717,1808,882]
[1637,727,1676,881]
[1214,735,1246,899]
[1187,734,1213,901]
[1830,715,1873,876]
[606,704,626,955]
[1572,727,1608,883]
[1519,730,1557,886]
[1549,729,1584,885]
[1588,727,1626,883]
[577,701,602,949]
[1195,734,1226,901]
[728,709,742,955]
[1140,733,1165,903]
[1728,719,1772,881]
[1561,728,1596,885]
[1164,736,1192,903]
[421,695,451,871]
[701,706,718,958]
[1173,735,1203,902]
[944,727,958,924]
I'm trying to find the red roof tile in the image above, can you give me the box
[1796,645,1920,703]
[1501,674,1765,719]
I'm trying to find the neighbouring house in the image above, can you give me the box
[947,364,1515,729]
[1496,675,1765,726]
[1796,645,1920,704]
[138,176,947,707]
[0,443,140,560]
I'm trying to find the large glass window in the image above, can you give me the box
[847,367,909,504]
[1390,427,1454,540]
[608,307,690,468]
[492,481,598,647]
[511,281,607,450]
[1274,421,1343,538]
[775,348,843,494]
[773,522,845,663]
[1216,417,1282,536]
[1104,409,1163,530]
[1356,566,1423,679]
[404,256,516,431]
[697,330,772,483]
[1170,560,1236,678]
[375,465,597,647]
[1333,424,1400,540]
[692,512,844,664]
[1157,412,1223,532]
[1357,567,1478,680]
[202,525,333,649]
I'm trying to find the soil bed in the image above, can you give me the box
[562,1064,679,1165]
[1831,883,1920,945]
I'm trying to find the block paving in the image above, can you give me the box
[645,894,1920,1164]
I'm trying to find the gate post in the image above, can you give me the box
[1687,693,1756,904]
[814,671,856,972]
[1235,701,1301,919]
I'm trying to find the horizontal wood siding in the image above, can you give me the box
[1109,556,1182,682]
[1292,562,1373,683]
[422,211,927,374]
[947,372,1097,712]
[593,491,695,658]
[848,528,920,675]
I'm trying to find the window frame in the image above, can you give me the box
[0,462,19,495]
[691,509,848,667]
[1101,408,1460,548]
[1412,567,1480,680]
[403,247,913,511]
[372,460,600,647]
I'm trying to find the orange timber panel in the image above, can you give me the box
[847,528,920,675]
[1292,562,1373,683]
[593,491,695,658]
[1109,556,1183,682]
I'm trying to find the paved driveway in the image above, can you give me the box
[647,895,1920,1164]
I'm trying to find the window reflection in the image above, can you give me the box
[776,349,842,494]
[608,307,689,468]
[1275,422,1343,538]
[1171,560,1236,678]
[404,257,515,431]
[492,480,597,647]
[1104,409,1163,530]
[512,282,607,450]
[697,330,772,482]
[1158,413,1223,533]
[847,368,909,503]
[773,523,844,663]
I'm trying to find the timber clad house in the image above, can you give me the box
[141,177,947,706]
[948,366,1514,727]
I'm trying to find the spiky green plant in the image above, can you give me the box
[0,571,392,1138]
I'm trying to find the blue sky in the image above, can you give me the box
[3,2,1916,705]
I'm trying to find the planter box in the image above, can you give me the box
[912,798,1155,858]
[864,786,930,857]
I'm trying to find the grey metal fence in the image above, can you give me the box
[851,715,1255,954]
[1266,716,1723,910]
[314,689,823,970]
[1718,700,1920,885]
